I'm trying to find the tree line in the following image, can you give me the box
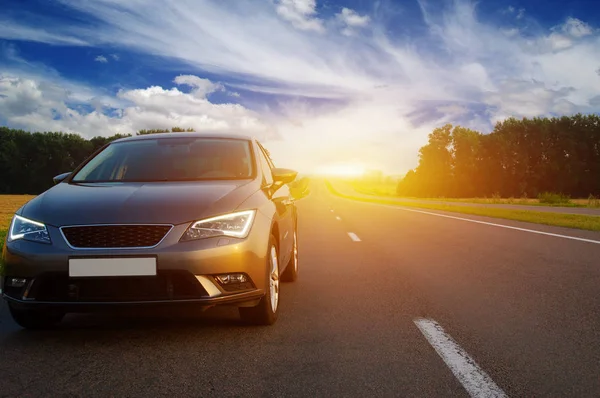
[397,114,600,198]
[1,127,196,194]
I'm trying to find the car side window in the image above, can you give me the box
[257,144,274,186]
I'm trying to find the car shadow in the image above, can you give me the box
[0,305,268,346]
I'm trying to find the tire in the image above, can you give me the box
[9,305,64,330]
[280,226,298,282]
[239,234,279,325]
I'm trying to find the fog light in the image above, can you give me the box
[215,273,247,284]
[8,278,27,288]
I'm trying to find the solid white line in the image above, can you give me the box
[414,318,507,398]
[347,232,361,242]
[336,216,342,221]
[364,202,600,245]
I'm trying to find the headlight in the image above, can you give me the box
[180,210,256,242]
[8,215,52,244]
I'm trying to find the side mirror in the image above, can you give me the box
[271,168,298,185]
[53,172,71,185]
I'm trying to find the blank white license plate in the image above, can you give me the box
[69,258,157,277]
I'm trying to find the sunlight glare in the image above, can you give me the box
[315,162,366,177]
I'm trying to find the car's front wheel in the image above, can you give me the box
[239,234,279,325]
[9,305,65,330]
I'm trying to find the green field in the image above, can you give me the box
[328,182,600,232]
[0,195,36,250]
[352,182,600,208]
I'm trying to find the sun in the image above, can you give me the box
[315,162,366,177]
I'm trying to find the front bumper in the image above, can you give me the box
[3,290,265,312]
[1,213,271,311]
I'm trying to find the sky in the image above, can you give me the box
[1,0,600,176]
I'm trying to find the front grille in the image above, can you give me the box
[61,225,172,248]
[27,271,208,302]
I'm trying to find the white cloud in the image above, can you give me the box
[484,79,578,123]
[95,55,108,63]
[559,17,593,38]
[535,17,594,52]
[337,8,370,27]
[501,28,519,37]
[275,0,324,32]
[0,20,89,46]
[110,54,119,60]
[173,75,223,98]
[336,7,370,36]
[1,44,123,108]
[0,74,275,140]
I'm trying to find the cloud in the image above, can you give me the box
[484,79,578,123]
[2,0,600,173]
[0,43,123,108]
[94,55,108,63]
[0,74,276,140]
[275,0,324,32]
[0,20,89,46]
[173,75,224,98]
[558,17,593,38]
[110,54,119,60]
[336,7,370,36]
[337,8,370,27]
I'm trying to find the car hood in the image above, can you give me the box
[22,180,258,227]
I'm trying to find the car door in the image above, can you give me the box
[256,142,294,266]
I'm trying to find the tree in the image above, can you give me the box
[413,124,453,197]
[0,127,195,194]
[396,114,600,198]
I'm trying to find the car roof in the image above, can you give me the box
[112,132,255,143]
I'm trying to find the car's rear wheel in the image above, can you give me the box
[239,234,279,325]
[9,305,65,330]
[281,226,298,282]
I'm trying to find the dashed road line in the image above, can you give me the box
[347,232,361,242]
[414,318,507,398]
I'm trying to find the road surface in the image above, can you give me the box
[1,181,600,397]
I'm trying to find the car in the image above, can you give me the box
[0,132,299,329]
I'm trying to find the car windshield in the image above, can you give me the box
[71,137,254,182]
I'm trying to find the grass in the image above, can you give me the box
[327,181,600,232]
[352,182,600,208]
[352,182,398,197]
[0,195,36,250]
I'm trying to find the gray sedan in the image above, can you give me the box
[1,133,299,328]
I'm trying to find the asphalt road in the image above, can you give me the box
[2,181,600,397]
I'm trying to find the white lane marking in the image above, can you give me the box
[414,318,507,398]
[347,232,361,242]
[336,216,342,221]
[361,201,600,245]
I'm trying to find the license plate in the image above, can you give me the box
[69,258,157,277]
